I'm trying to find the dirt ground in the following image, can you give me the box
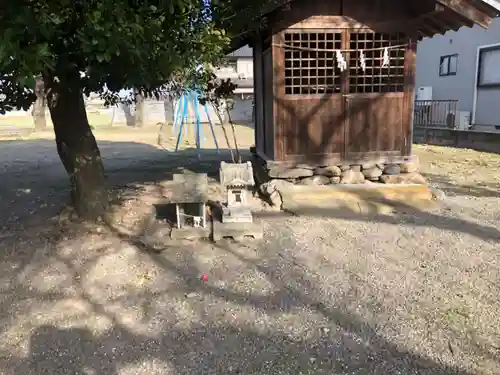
[0,126,499,375]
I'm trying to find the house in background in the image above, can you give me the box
[416,15,500,131]
[216,46,254,124]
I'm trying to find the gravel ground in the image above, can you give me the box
[0,130,499,375]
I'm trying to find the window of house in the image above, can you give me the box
[439,54,458,76]
[478,45,500,87]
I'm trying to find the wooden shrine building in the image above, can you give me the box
[231,0,499,169]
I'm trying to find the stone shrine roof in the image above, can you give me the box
[169,173,208,203]
[220,161,255,188]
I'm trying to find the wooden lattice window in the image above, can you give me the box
[348,32,407,93]
[284,31,342,95]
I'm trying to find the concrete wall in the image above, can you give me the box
[413,126,500,153]
[229,96,253,124]
[416,17,500,129]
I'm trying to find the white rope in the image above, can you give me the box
[359,50,366,72]
[381,47,390,68]
[273,42,408,53]
[335,50,347,71]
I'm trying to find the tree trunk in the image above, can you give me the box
[134,91,145,127]
[32,75,47,131]
[46,77,108,220]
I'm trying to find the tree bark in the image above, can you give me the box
[32,75,47,131]
[46,77,109,220]
[134,91,145,127]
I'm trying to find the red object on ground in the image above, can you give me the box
[201,274,208,281]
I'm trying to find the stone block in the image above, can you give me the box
[400,162,419,173]
[268,190,283,208]
[339,165,351,172]
[213,220,264,241]
[299,175,330,186]
[430,187,446,201]
[361,162,377,170]
[261,179,294,194]
[362,166,383,179]
[350,165,362,172]
[268,167,314,179]
[383,164,401,175]
[222,206,253,223]
[295,164,315,170]
[314,165,342,177]
[340,170,365,184]
[330,176,341,184]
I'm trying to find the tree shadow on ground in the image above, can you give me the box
[0,231,487,375]
[281,201,500,243]
[0,138,242,231]
[2,137,499,249]
[421,172,500,198]
[1,138,500,374]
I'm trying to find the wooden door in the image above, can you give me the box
[280,29,347,164]
[344,31,408,160]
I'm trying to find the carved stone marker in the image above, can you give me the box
[214,161,263,241]
[219,161,254,223]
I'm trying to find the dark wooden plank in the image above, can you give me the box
[281,96,344,161]
[437,0,491,28]
[403,42,417,156]
[253,36,265,155]
[273,32,286,160]
[346,95,403,156]
[263,47,274,158]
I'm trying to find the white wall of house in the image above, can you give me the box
[214,46,254,125]
[416,17,500,130]
[236,58,253,79]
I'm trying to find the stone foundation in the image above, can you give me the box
[264,160,426,187]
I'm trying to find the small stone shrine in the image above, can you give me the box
[169,173,210,239]
[219,161,255,223]
[213,161,263,241]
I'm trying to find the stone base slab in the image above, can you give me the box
[222,207,253,223]
[279,184,438,215]
[170,226,211,240]
[213,220,263,242]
